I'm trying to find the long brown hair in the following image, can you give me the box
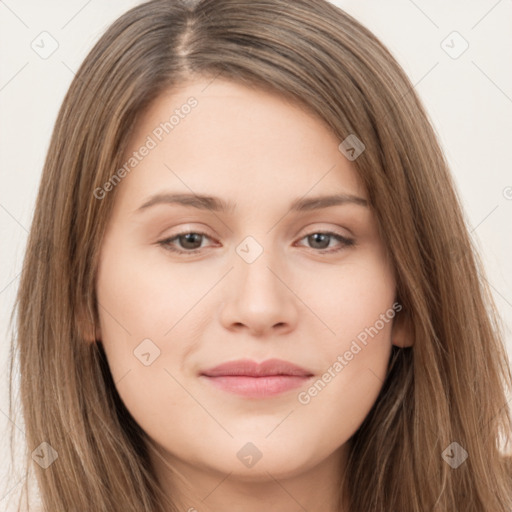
[8,0,512,510]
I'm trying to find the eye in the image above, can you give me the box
[295,231,355,253]
[158,231,217,254]
[158,229,355,256]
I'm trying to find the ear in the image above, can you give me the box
[391,307,414,348]
[76,305,102,343]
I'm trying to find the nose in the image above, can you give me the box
[219,247,299,337]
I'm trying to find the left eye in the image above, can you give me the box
[295,231,355,252]
[158,230,354,255]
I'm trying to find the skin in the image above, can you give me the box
[94,77,411,512]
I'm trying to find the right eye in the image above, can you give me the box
[158,230,219,255]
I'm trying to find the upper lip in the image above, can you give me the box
[200,358,314,377]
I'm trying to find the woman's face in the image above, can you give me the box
[95,77,404,490]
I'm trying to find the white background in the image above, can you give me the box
[1,0,511,508]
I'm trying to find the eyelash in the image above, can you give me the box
[157,230,355,256]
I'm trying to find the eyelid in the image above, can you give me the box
[157,227,219,256]
[295,222,353,239]
[293,230,355,251]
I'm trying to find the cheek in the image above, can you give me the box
[292,252,396,431]
[296,346,391,441]
[95,243,216,344]
[95,246,213,433]
[301,249,396,343]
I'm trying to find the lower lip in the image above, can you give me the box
[201,375,312,398]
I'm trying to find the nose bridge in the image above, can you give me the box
[238,246,280,297]
[219,234,298,334]
[236,235,287,304]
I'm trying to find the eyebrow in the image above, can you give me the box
[135,192,369,214]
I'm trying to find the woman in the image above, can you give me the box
[8,0,512,510]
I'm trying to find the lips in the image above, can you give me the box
[201,358,313,377]
[200,358,314,398]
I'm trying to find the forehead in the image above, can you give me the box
[113,78,366,212]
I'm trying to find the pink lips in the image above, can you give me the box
[200,358,314,398]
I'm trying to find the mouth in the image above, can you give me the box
[199,358,314,398]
